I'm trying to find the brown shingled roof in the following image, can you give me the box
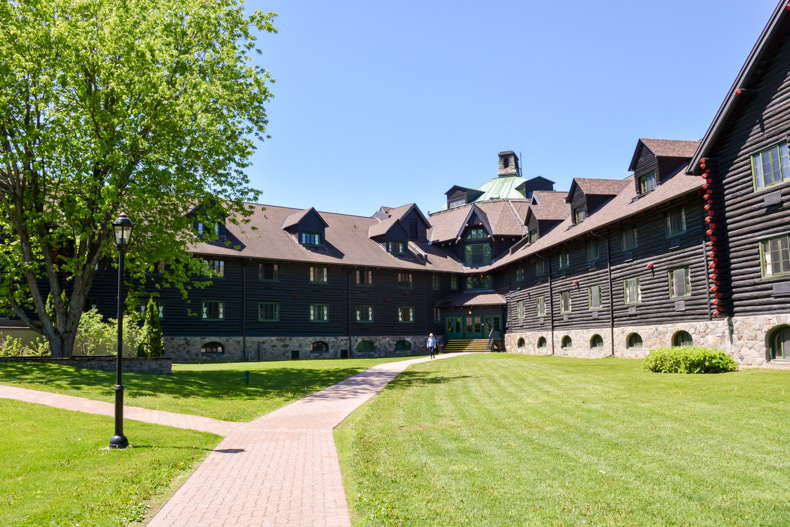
[640,138,701,159]
[528,191,568,221]
[192,204,465,273]
[568,178,630,199]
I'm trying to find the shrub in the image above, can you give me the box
[137,297,163,357]
[643,346,738,374]
[0,335,22,357]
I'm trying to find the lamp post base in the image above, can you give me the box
[109,435,129,449]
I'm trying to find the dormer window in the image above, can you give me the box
[529,229,538,243]
[466,228,488,240]
[448,198,466,209]
[300,232,322,246]
[388,241,405,255]
[639,172,658,194]
[574,206,586,223]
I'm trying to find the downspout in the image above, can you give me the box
[348,269,353,357]
[536,253,554,355]
[242,260,248,361]
[591,231,615,357]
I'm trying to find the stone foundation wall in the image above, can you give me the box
[729,313,790,367]
[506,319,733,360]
[164,334,440,363]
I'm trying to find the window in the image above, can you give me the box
[535,259,545,277]
[627,333,643,349]
[536,296,546,317]
[434,307,441,322]
[588,285,602,310]
[516,266,525,282]
[770,326,790,361]
[761,236,790,278]
[665,207,686,238]
[388,241,405,255]
[398,306,414,323]
[668,267,691,298]
[530,229,538,243]
[465,243,492,266]
[537,336,547,349]
[560,291,572,313]
[311,341,329,352]
[466,274,492,290]
[448,198,466,209]
[590,334,604,349]
[258,302,279,322]
[558,251,569,270]
[517,300,525,319]
[356,340,374,352]
[586,238,599,262]
[202,259,225,278]
[639,172,658,194]
[201,342,224,354]
[356,305,374,322]
[259,262,278,281]
[752,142,790,190]
[300,232,322,246]
[310,266,328,283]
[398,272,413,287]
[356,269,373,285]
[202,301,225,321]
[432,274,440,290]
[466,227,488,240]
[561,336,573,349]
[85,297,98,311]
[395,340,412,351]
[574,206,586,223]
[450,275,458,290]
[309,304,328,322]
[624,277,641,304]
[517,337,525,348]
[622,225,637,251]
[673,331,693,347]
[141,300,165,320]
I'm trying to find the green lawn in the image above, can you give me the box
[336,354,790,526]
[0,398,219,527]
[0,357,409,421]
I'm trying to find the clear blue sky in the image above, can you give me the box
[246,0,780,217]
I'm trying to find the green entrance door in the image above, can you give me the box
[446,317,463,339]
[465,315,483,338]
[483,315,502,339]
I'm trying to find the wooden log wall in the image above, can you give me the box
[706,24,790,317]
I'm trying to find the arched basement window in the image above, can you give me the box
[672,331,693,347]
[627,333,643,349]
[561,336,572,349]
[395,340,411,351]
[769,326,790,361]
[201,342,224,354]
[311,341,329,352]
[356,340,375,353]
[590,334,604,349]
[517,337,525,348]
[537,336,547,349]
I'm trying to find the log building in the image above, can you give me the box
[5,0,790,366]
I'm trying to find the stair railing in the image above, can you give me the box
[487,329,495,352]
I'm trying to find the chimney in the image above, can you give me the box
[498,151,519,177]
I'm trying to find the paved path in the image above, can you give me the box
[0,353,469,526]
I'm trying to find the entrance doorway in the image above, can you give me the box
[446,315,501,339]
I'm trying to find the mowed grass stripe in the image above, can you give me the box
[337,354,790,526]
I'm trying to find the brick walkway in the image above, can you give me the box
[0,353,468,526]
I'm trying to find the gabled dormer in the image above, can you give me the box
[371,204,431,242]
[515,176,555,199]
[566,178,629,225]
[281,207,328,247]
[190,201,228,242]
[629,138,700,197]
[458,205,495,267]
[445,185,484,210]
[525,191,567,242]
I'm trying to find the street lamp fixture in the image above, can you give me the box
[110,213,133,449]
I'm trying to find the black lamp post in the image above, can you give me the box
[109,212,133,449]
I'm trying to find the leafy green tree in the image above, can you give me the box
[137,297,163,358]
[0,0,276,357]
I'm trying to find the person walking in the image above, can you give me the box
[427,333,437,359]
